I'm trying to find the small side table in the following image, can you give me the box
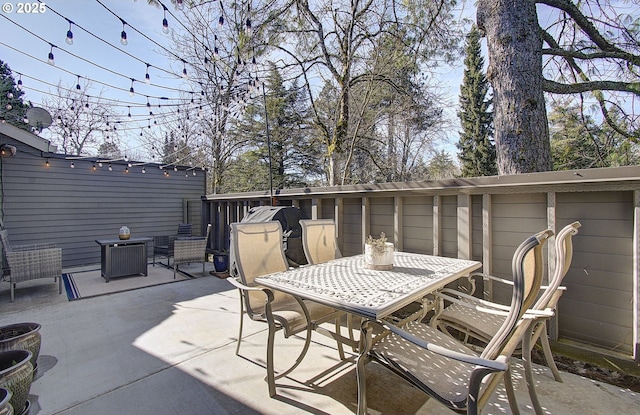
[95,237,152,282]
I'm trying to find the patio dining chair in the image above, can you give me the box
[356,229,552,415]
[429,221,581,414]
[300,219,357,350]
[153,223,193,266]
[173,224,211,278]
[0,229,62,302]
[227,221,346,397]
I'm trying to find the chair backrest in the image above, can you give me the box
[532,221,581,311]
[177,223,192,237]
[230,221,290,315]
[482,229,552,360]
[300,219,341,264]
[0,230,11,253]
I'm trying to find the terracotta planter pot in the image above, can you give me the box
[0,324,41,371]
[0,350,33,415]
[0,387,13,415]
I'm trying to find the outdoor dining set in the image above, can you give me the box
[226,218,581,415]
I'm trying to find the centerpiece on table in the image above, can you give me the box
[364,232,394,270]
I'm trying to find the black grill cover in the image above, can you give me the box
[240,206,308,266]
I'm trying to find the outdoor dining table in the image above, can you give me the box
[255,251,482,321]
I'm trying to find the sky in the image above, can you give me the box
[0,1,470,161]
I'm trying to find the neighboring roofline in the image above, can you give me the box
[0,122,57,153]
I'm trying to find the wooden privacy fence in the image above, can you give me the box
[203,166,640,361]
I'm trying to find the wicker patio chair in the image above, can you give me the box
[153,223,193,266]
[0,229,62,302]
[227,221,346,397]
[429,221,581,414]
[356,229,552,415]
[173,224,211,278]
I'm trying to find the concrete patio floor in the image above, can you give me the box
[1,263,639,415]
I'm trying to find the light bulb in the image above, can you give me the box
[66,30,74,45]
[121,30,128,45]
[108,164,113,171]
[182,67,188,78]
[141,167,146,174]
[129,87,134,96]
[48,51,55,65]
[162,18,169,33]
[145,72,150,84]
[7,92,13,99]
[17,79,22,90]
[70,161,75,168]
[176,0,184,10]
[219,15,224,26]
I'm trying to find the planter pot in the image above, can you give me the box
[364,242,394,270]
[213,253,229,272]
[0,324,41,371]
[0,388,13,415]
[0,350,33,415]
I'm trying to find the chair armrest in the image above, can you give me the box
[434,289,512,316]
[12,242,57,251]
[226,277,274,297]
[377,320,509,372]
[471,272,515,287]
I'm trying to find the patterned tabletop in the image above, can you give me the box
[255,252,481,319]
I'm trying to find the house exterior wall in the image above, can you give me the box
[0,127,206,267]
[202,166,640,359]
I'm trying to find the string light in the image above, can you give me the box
[129,78,135,96]
[176,0,184,11]
[162,5,169,34]
[16,76,22,90]
[141,167,146,174]
[65,20,74,45]
[145,64,151,84]
[120,19,128,45]
[76,75,81,90]
[218,15,224,26]
[182,60,188,79]
[127,106,132,120]
[47,44,55,65]
[45,159,50,167]
[70,161,75,168]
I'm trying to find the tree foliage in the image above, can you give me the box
[478,0,640,174]
[0,60,30,131]
[43,82,119,156]
[549,100,639,170]
[456,25,496,177]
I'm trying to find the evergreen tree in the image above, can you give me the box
[0,60,30,131]
[456,26,496,177]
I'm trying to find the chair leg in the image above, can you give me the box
[236,290,245,355]
[503,367,521,415]
[334,319,346,360]
[523,325,544,415]
[58,274,62,294]
[537,323,563,382]
[10,282,14,302]
[356,322,373,415]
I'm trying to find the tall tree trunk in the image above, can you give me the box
[477,0,552,174]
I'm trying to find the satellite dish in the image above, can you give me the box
[26,107,53,131]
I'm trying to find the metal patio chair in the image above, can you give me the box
[0,229,62,302]
[299,219,357,349]
[227,221,346,397]
[430,221,581,414]
[173,224,211,278]
[356,229,552,415]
